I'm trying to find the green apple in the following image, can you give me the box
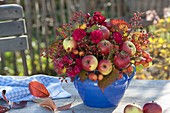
[124,104,143,113]
[120,41,136,56]
[63,37,77,52]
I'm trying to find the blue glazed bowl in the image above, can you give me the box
[74,67,136,108]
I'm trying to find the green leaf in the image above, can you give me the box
[86,25,99,33]
[78,70,88,82]
[91,25,99,30]
[98,68,119,92]
[107,48,114,61]
[86,27,92,33]
[57,28,63,33]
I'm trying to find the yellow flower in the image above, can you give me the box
[154,28,167,34]
[158,38,165,44]
[158,19,165,24]
[166,18,170,23]
[80,23,87,29]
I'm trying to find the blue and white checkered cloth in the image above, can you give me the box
[0,74,71,102]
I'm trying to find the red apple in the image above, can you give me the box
[88,73,98,81]
[97,40,112,55]
[124,104,143,113]
[98,60,112,75]
[113,53,130,69]
[143,102,162,113]
[99,26,110,39]
[82,55,98,71]
[120,41,136,56]
[63,37,77,52]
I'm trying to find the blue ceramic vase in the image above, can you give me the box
[74,66,136,109]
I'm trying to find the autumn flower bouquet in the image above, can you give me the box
[43,11,152,91]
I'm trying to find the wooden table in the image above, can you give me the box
[5,79,170,113]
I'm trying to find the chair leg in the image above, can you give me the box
[13,52,19,75]
[20,50,29,76]
[0,53,6,75]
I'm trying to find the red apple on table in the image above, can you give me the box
[82,55,98,71]
[97,40,112,55]
[63,37,77,52]
[143,102,162,113]
[120,41,136,56]
[99,26,110,39]
[124,104,143,113]
[98,60,112,75]
[113,53,130,69]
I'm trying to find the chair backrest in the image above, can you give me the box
[0,4,29,75]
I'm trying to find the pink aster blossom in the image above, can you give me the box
[53,58,64,69]
[73,65,81,75]
[62,55,73,65]
[90,30,103,44]
[66,65,81,77]
[72,28,86,41]
[75,58,82,70]
[66,67,75,77]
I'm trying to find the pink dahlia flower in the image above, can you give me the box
[72,28,86,41]
[90,30,103,44]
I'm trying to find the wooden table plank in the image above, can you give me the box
[5,79,170,113]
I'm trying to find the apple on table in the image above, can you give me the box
[143,102,162,113]
[124,104,143,113]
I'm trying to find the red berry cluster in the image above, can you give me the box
[128,31,153,67]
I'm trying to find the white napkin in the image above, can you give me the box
[0,74,71,102]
